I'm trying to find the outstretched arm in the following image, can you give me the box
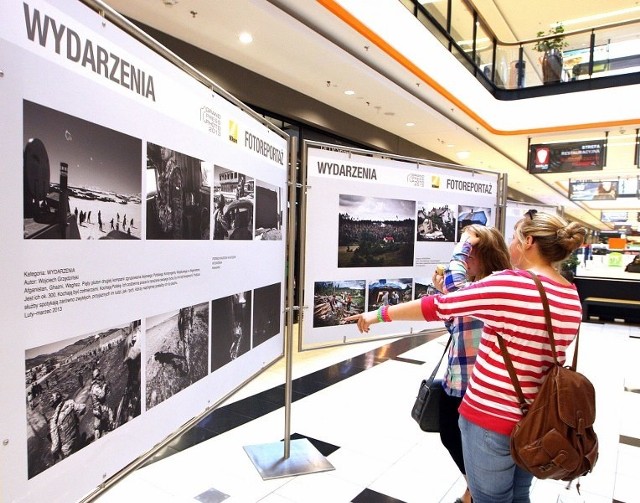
[344,298,425,333]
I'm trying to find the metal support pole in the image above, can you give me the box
[243,137,334,479]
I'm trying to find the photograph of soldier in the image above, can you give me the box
[416,203,456,242]
[367,278,413,312]
[313,280,366,327]
[212,166,254,240]
[338,195,415,268]
[456,205,491,236]
[146,143,211,240]
[145,303,209,409]
[211,291,252,373]
[23,100,142,240]
[252,282,282,347]
[25,320,142,478]
[254,181,282,240]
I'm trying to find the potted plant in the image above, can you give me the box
[533,24,568,84]
[559,252,580,283]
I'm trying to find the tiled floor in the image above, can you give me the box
[92,321,640,503]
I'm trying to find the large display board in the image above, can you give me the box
[504,201,560,244]
[300,143,501,350]
[0,1,288,502]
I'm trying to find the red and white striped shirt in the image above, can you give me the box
[420,269,582,435]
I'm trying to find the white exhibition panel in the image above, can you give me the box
[504,201,560,244]
[301,144,501,349]
[0,1,287,502]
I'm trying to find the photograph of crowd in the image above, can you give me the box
[23,100,142,240]
[252,283,282,347]
[337,195,416,268]
[211,291,252,372]
[457,205,492,235]
[213,166,254,240]
[313,280,365,327]
[25,320,142,479]
[146,143,211,240]
[145,303,209,409]
[417,203,456,242]
[254,181,282,241]
[367,278,413,312]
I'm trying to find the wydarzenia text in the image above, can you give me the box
[23,3,156,101]
[315,161,494,194]
[316,162,378,180]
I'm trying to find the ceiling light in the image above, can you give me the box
[405,122,415,127]
[239,32,253,44]
[344,90,355,95]
[162,0,179,5]
[456,150,470,160]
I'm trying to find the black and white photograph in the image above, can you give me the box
[417,203,457,242]
[367,278,413,312]
[25,320,142,479]
[212,166,254,240]
[252,282,282,347]
[145,303,209,409]
[211,291,252,372]
[146,143,211,240]
[457,205,492,235]
[254,180,282,240]
[23,100,142,240]
[338,195,416,268]
[313,280,366,327]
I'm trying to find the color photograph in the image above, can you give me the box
[338,195,416,267]
[417,203,456,242]
[457,205,492,235]
[313,280,365,327]
[367,278,413,311]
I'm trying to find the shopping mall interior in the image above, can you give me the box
[30,1,640,502]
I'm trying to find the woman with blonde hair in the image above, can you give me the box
[347,211,586,503]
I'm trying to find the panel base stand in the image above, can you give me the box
[243,438,335,480]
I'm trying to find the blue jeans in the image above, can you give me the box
[459,416,533,503]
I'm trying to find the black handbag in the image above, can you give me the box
[411,336,452,432]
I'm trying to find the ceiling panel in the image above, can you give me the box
[100,0,640,232]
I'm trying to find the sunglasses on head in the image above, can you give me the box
[524,209,537,220]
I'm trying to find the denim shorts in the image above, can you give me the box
[459,415,534,503]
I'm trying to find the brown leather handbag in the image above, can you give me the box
[497,271,598,481]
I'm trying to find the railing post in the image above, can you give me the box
[589,30,596,77]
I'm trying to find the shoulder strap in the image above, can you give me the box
[426,335,453,386]
[497,270,581,414]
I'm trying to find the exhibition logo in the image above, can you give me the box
[407,173,425,187]
[228,120,238,143]
[200,106,221,136]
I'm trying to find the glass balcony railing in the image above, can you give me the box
[400,0,640,98]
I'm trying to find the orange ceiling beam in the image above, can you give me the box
[316,0,640,136]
